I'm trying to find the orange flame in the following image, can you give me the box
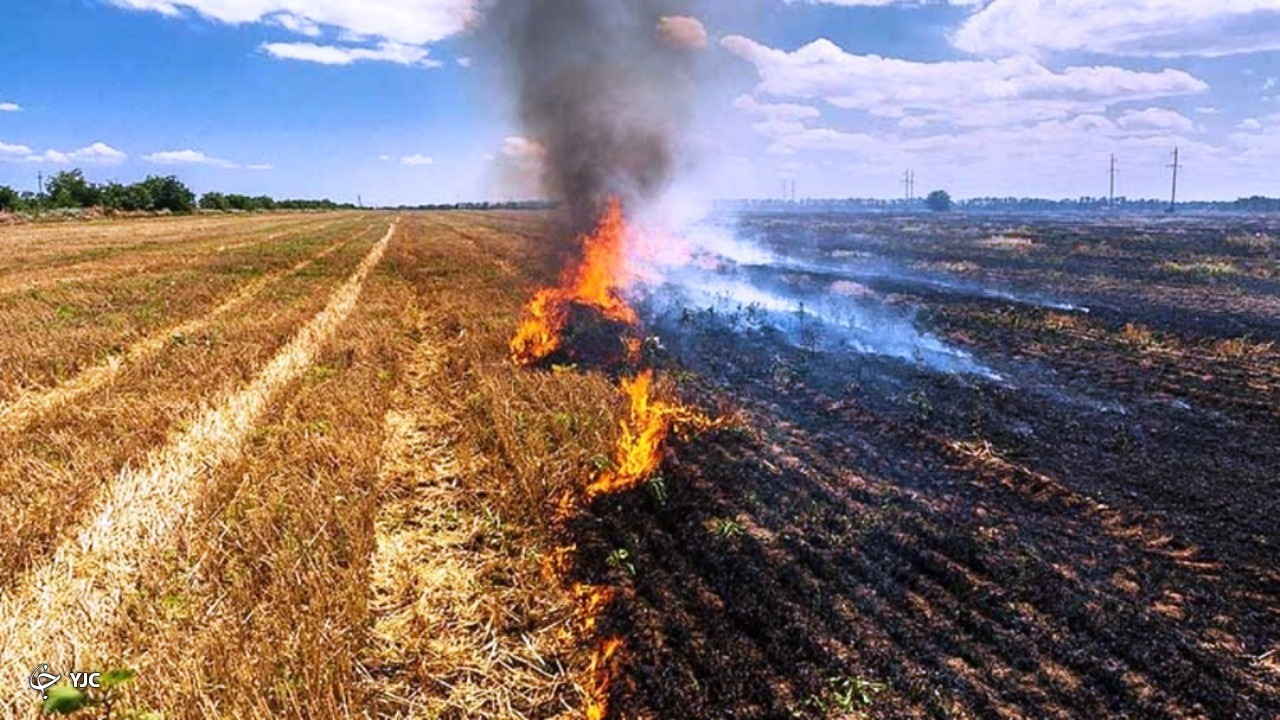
[586,636,624,720]
[512,199,721,720]
[511,199,638,365]
[586,370,718,499]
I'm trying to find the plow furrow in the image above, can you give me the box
[0,221,396,714]
[0,223,368,436]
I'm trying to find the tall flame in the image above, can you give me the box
[510,199,637,365]
[586,370,717,499]
[511,199,719,720]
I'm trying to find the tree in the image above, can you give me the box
[137,175,195,213]
[199,191,230,211]
[100,181,154,211]
[45,169,102,208]
[925,189,953,213]
[0,185,19,212]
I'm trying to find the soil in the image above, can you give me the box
[563,211,1280,719]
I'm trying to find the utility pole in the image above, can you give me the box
[1108,154,1117,208]
[1167,147,1181,213]
[36,172,43,218]
[357,194,363,209]
[904,170,915,203]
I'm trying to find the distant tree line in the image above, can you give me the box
[392,200,558,211]
[725,194,1280,214]
[0,168,355,214]
[197,192,356,212]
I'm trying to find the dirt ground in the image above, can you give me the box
[557,211,1280,719]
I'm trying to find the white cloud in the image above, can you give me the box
[70,142,128,164]
[400,154,435,166]
[786,0,982,5]
[272,12,322,37]
[246,163,274,171]
[751,119,885,156]
[733,94,822,122]
[954,0,1280,58]
[108,0,477,46]
[657,15,709,50]
[0,140,34,157]
[109,0,471,70]
[1117,107,1197,133]
[145,149,237,168]
[261,40,438,66]
[378,154,391,161]
[456,56,472,67]
[501,136,545,158]
[0,102,21,112]
[1194,107,1222,115]
[488,136,545,197]
[722,36,1208,128]
[4,142,127,165]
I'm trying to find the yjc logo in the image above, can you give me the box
[29,665,103,698]
[28,664,59,699]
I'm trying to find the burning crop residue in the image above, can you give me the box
[510,199,639,367]
[490,0,711,712]
[510,200,718,719]
[586,369,720,499]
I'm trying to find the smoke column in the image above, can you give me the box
[488,0,695,232]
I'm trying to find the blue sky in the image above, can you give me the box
[2,0,1280,204]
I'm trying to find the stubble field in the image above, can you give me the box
[1,210,1277,720]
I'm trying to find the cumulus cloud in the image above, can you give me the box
[722,36,1208,128]
[144,148,259,168]
[0,102,21,112]
[109,0,472,69]
[400,154,435,166]
[785,0,982,5]
[70,142,128,163]
[261,40,438,66]
[146,149,234,167]
[272,12,322,37]
[1117,107,1198,133]
[108,0,477,46]
[0,140,34,157]
[953,0,1280,58]
[2,141,127,165]
[657,15,709,50]
[488,135,545,198]
[501,135,545,158]
[733,94,822,122]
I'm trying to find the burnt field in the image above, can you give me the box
[566,211,1280,719]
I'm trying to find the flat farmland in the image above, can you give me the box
[0,212,617,719]
[2,210,1277,720]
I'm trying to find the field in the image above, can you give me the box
[1,210,1277,719]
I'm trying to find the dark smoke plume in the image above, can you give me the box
[487,0,695,231]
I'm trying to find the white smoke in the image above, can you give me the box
[627,208,999,377]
